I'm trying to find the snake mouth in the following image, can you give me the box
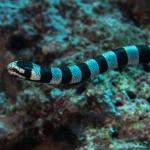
[7,67,19,74]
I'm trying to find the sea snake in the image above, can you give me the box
[7,45,150,85]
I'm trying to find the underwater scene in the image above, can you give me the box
[0,0,150,149]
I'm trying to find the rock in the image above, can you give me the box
[50,88,63,98]
[7,33,28,52]
[0,115,17,139]
[120,0,150,24]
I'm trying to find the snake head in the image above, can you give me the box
[7,60,41,81]
[7,60,33,79]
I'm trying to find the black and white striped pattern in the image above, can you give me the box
[7,45,150,84]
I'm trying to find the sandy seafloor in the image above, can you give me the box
[0,0,150,149]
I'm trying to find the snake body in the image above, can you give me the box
[7,45,150,85]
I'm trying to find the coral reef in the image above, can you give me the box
[0,0,149,149]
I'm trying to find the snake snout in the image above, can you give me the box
[7,61,26,78]
[7,61,18,73]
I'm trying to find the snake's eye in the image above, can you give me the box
[17,60,33,71]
